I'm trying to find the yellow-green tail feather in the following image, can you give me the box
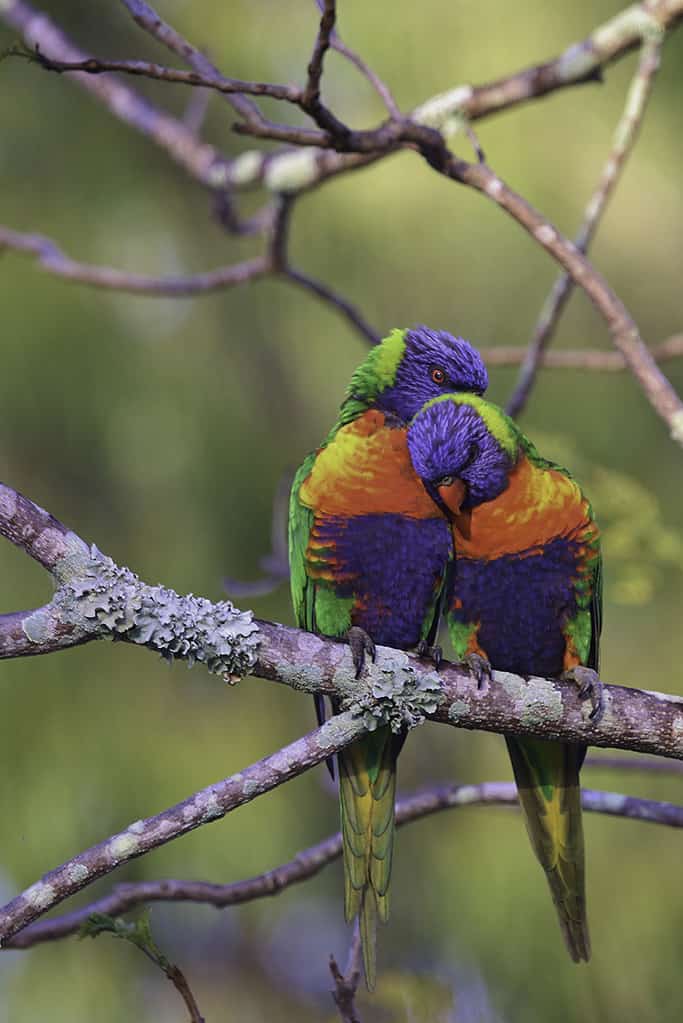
[338,726,397,990]
[505,735,590,962]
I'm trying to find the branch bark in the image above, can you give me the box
[0,711,365,945]
[7,777,683,950]
[2,480,683,760]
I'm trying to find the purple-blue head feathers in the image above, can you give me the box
[407,395,518,509]
[346,326,488,422]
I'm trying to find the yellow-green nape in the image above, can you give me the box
[420,393,519,459]
[347,328,407,396]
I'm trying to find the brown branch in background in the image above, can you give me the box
[283,268,381,345]
[321,0,401,118]
[0,225,269,295]
[118,0,259,121]
[0,0,232,187]
[304,0,336,106]
[480,335,683,371]
[13,49,302,102]
[9,778,683,951]
[330,920,363,1023]
[506,37,663,418]
[0,712,366,945]
[442,154,683,446]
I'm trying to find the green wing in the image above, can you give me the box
[288,453,317,633]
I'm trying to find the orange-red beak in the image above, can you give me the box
[437,478,466,517]
[437,478,472,539]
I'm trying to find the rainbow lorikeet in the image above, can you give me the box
[289,327,488,988]
[407,393,602,961]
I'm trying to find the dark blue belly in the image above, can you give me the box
[315,513,452,649]
[452,537,581,677]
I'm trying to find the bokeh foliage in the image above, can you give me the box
[1,2,682,1020]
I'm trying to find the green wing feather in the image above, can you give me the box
[290,443,450,988]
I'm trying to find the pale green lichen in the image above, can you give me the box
[228,150,264,187]
[670,410,683,447]
[24,881,56,909]
[66,863,90,884]
[264,149,319,193]
[342,650,444,733]
[48,531,93,584]
[496,671,564,726]
[32,549,261,678]
[448,699,470,723]
[412,85,473,139]
[108,833,140,860]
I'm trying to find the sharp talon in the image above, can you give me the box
[458,653,492,689]
[562,666,604,723]
[347,626,376,679]
[416,641,442,669]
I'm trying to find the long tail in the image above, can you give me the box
[505,736,590,962]
[338,725,399,990]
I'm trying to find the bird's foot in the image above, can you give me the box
[346,626,376,679]
[416,639,443,669]
[562,666,604,721]
[456,652,492,689]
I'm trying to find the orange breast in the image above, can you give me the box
[299,409,441,519]
[455,455,593,558]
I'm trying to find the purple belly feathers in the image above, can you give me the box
[314,512,452,648]
[452,535,582,678]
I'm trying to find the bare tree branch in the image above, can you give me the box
[0,711,366,945]
[8,778,683,951]
[0,0,232,188]
[330,920,362,1023]
[282,268,381,345]
[304,0,336,107]
[506,36,663,418]
[481,335,683,371]
[118,0,259,122]
[0,225,269,294]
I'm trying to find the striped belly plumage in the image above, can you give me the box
[452,536,584,678]
[310,512,452,648]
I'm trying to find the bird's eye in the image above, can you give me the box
[430,366,446,385]
[437,475,455,487]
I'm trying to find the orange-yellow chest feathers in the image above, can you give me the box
[454,454,596,560]
[299,410,442,520]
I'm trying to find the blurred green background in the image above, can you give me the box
[1,1,683,1020]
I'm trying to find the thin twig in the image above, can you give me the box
[7,47,302,101]
[0,226,268,294]
[330,919,363,1023]
[506,37,663,418]
[480,335,683,371]
[283,268,381,345]
[0,712,366,945]
[0,0,232,188]
[119,0,259,121]
[321,0,400,118]
[8,780,683,950]
[304,0,336,106]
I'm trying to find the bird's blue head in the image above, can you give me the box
[345,326,488,422]
[407,394,519,515]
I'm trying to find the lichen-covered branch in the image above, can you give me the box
[8,778,683,951]
[506,36,663,418]
[0,711,366,945]
[3,480,683,762]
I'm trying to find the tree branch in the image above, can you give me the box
[481,335,683,371]
[7,777,683,951]
[0,0,232,188]
[506,36,663,418]
[2,480,683,756]
[0,225,269,294]
[0,711,366,945]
